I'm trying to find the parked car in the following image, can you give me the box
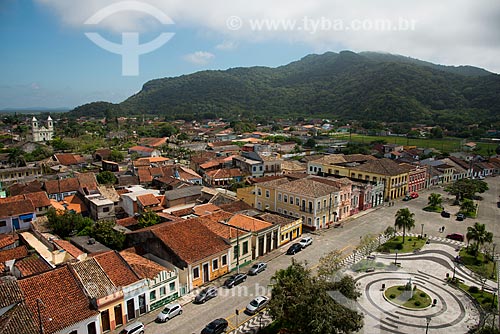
[194,286,218,304]
[367,255,376,260]
[299,236,313,248]
[456,213,465,221]
[441,210,451,218]
[446,233,465,242]
[333,222,342,228]
[201,318,228,334]
[245,295,270,315]
[410,192,419,199]
[286,243,302,255]
[223,273,247,288]
[248,262,267,276]
[403,195,412,201]
[156,302,182,322]
[119,322,144,334]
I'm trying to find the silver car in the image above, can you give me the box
[247,262,267,275]
[156,302,183,322]
[245,295,269,315]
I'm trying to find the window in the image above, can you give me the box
[289,196,294,204]
[259,166,263,171]
[317,201,321,210]
[309,166,313,172]
[160,286,166,296]
[193,267,200,279]
[222,255,227,266]
[283,210,287,215]
[278,193,282,201]
[307,218,312,225]
[87,322,97,334]
[150,290,156,300]
[265,190,270,198]
[169,282,176,292]
[284,195,288,203]
[277,208,282,213]
[257,188,262,196]
[323,199,327,208]
[242,241,249,255]
[0,221,6,227]
[233,245,238,259]
[212,259,219,271]
[295,198,299,205]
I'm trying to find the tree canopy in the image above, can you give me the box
[466,222,493,257]
[394,208,416,243]
[445,179,489,200]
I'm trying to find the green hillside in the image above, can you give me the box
[69,51,500,127]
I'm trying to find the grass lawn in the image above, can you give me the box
[351,259,386,272]
[455,281,497,311]
[385,285,432,308]
[330,133,496,156]
[423,206,443,213]
[378,236,427,254]
[459,248,497,280]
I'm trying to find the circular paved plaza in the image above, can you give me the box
[350,241,491,334]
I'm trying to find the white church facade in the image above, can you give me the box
[31,116,54,142]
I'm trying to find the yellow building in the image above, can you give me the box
[258,212,302,246]
[308,155,409,201]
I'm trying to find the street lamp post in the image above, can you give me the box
[425,316,432,334]
[452,262,456,281]
[394,251,398,266]
[492,243,496,278]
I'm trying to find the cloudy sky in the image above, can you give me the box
[1,0,499,109]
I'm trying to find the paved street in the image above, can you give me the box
[130,178,499,334]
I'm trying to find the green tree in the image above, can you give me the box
[466,222,493,257]
[7,147,26,167]
[460,198,477,216]
[394,208,415,243]
[445,179,489,200]
[46,208,93,238]
[50,137,73,151]
[384,226,396,238]
[109,150,124,163]
[96,171,117,185]
[427,193,443,209]
[138,210,161,228]
[304,138,316,149]
[430,126,444,138]
[268,260,363,334]
[90,220,125,250]
[317,249,343,282]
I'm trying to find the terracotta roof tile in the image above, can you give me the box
[54,153,86,166]
[23,191,51,208]
[206,168,242,179]
[53,239,85,259]
[137,193,160,207]
[44,178,80,195]
[0,246,29,267]
[129,145,155,153]
[258,212,296,226]
[192,203,222,216]
[196,211,246,240]
[227,214,274,232]
[0,199,35,218]
[0,234,17,249]
[0,276,38,334]
[116,216,139,228]
[350,158,409,176]
[93,251,139,287]
[14,255,52,277]
[274,178,339,197]
[18,266,98,334]
[218,200,253,213]
[148,218,230,264]
[120,250,171,280]
[137,168,153,183]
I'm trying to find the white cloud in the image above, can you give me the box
[36,0,500,72]
[215,40,237,50]
[184,51,215,65]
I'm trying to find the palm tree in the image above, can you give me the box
[428,193,442,209]
[460,199,476,216]
[466,222,493,257]
[394,208,416,243]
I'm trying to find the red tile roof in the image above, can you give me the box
[44,178,80,195]
[129,145,155,153]
[116,216,139,228]
[23,191,51,208]
[0,246,29,271]
[0,234,17,249]
[148,219,230,264]
[53,239,85,259]
[120,250,170,280]
[205,168,242,179]
[192,203,222,216]
[218,200,253,213]
[0,199,35,218]
[54,153,86,166]
[93,251,139,287]
[0,276,38,334]
[137,193,160,207]
[19,266,98,333]
[227,214,274,232]
[14,255,52,277]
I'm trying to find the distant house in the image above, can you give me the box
[93,148,112,161]
[162,186,203,208]
[52,153,87,167]
[128,146,161,158]
[204,168,243,187]
[0,198,36,234]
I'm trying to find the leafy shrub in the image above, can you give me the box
[469,286,480,293]
[420,292,426,298]
[396,243,403,250]
[397,286,404,291]
[408,238,412,241]
[414,301,421,306]
[389,294,396,299]
[482,297,492,304]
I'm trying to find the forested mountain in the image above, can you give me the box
[69,51,500,127]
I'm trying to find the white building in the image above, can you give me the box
[31,116,54,142]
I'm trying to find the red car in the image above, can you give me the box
[410,192,419,199]
[446,233,464,242]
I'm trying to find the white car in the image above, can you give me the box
[245,296,270,315]
[299,236,313,248]
[156,302,183,322]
